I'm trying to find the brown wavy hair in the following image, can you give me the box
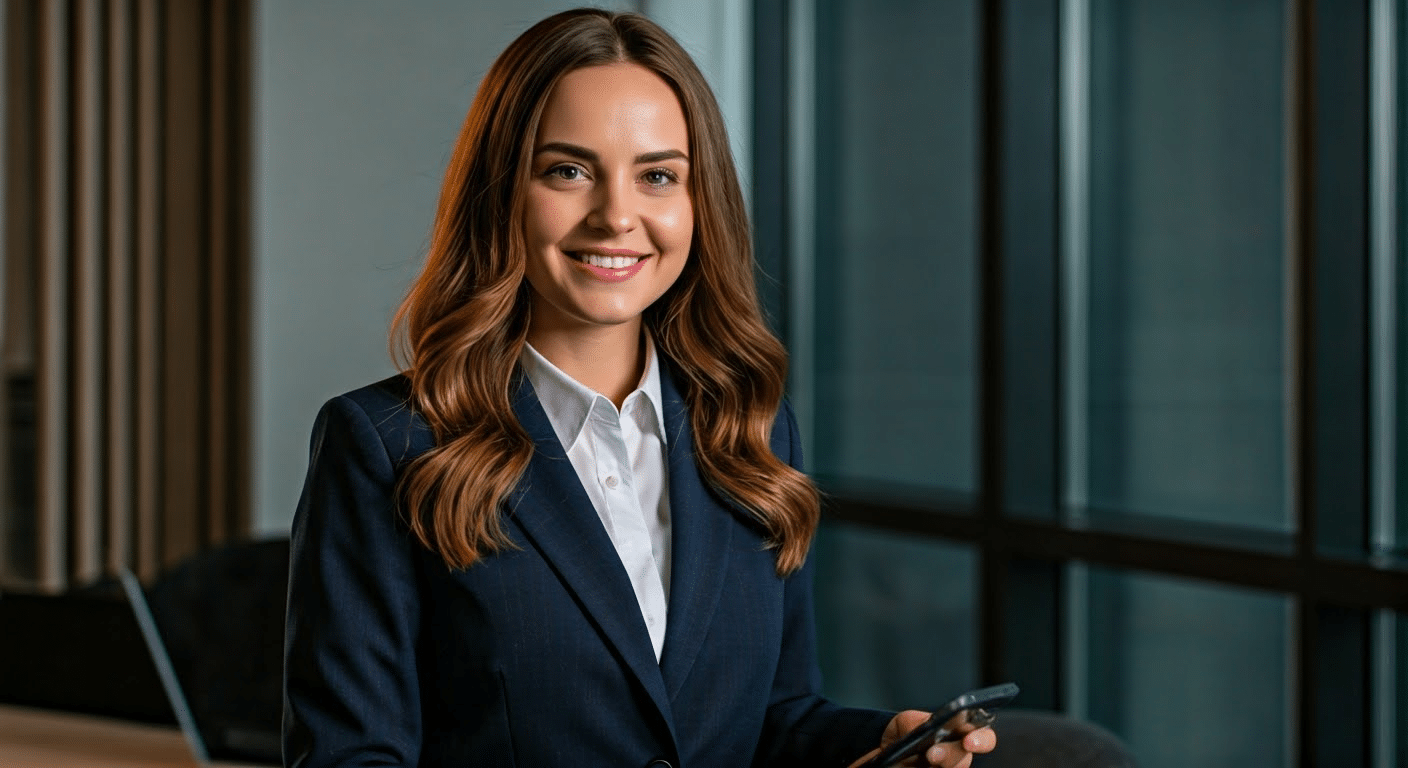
[391,8,818,576]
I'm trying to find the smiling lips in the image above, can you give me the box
[568,248,651,283]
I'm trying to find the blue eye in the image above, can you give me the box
[642,169,678,187]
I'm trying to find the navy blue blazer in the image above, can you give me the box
[283,362,891,768]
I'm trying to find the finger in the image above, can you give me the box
[881,710,934,748]
[923,741,974,768]
[892,710,931,735]
[926,726,995,767]
[962,726,996,754]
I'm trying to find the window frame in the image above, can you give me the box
[752,0,1408,765]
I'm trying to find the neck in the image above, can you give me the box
[527,320,645,408]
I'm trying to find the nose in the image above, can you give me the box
[586,174,638,235]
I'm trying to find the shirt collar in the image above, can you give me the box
[519,335,666,452]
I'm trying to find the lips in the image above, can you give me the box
[566,249,651,283]
[573,251,644,269]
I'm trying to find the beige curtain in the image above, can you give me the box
[1,0,251,591]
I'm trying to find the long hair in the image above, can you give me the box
[392,8,818,576]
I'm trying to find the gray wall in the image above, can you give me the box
[251,1,748,534]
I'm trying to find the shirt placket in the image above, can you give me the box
[589,403,669,659]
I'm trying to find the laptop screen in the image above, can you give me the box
[119,567,283,767]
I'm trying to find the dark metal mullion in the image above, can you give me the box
[1290,0,1319,762]
[827,499,1408,611]
[976,0,1008,691]
[751,0,789,339]
[977,0,1069,707]
[1310,605,1373,768]
[1014,0,1067,711]
[984,0,1067,709]
[1306,0,1377,764]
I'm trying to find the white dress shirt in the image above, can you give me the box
[519,339,672,660]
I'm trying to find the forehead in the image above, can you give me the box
[535,62,688,149]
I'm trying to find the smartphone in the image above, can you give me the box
[857,682,1019,768]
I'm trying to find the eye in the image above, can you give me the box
[641,168,680,188]
[545,163,588,182]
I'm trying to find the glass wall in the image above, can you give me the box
[809,0,978,498]
[768,0,1408,764]
[813,525,977,710]
[1072,0,1291,532]
[1081,567,1291,768]
[1398,614,1407,765]
[1394,0,1408,562]
[803,0,981,713]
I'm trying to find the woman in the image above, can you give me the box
[283,8,995,767]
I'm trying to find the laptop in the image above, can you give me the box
[118,568,283,767]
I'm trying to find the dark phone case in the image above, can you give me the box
[858,682,1020,768]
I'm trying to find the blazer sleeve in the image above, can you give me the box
[283,395,424,768]
[754,403,894,767]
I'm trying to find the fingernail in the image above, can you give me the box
[928,744,947,763]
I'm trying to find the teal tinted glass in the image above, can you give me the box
[1398,613,1407,766]
[1082,566,1291,768]
[813,523,977,710]
[810,0,977,495]
[1395,0,1408,560]
[1070,0,1291,531]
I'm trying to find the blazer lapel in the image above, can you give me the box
[505,375,675,727]
[657,362,734,699]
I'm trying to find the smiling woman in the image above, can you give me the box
[281,8,994,768]
[522,61,694,394]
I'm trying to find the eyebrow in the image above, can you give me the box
[534,142,689,165]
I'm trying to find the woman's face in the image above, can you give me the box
[522,62,693,339]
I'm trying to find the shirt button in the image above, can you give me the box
[604,475,619,489]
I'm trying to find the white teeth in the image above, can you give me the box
[580,253,641,269]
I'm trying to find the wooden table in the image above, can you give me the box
[0,704,267,768]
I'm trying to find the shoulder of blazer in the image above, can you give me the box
[335,365,800,479]
[333,374,435,469]
[769,398,801,468]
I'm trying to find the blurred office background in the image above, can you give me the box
[0,1,1405,767]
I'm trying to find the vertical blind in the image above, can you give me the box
[1,0,251,591]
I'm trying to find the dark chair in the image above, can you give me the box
[146,537,289,764]
[974,709,1138,768]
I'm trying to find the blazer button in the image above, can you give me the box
[645,760,673,768]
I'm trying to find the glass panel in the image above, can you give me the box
[1071,0,1291,531]
[813,523,977,710]
[1397,613,1407,767]
[1395,0,1408,561]
[1001,0,1062,522]
[810,0,977,495]
[1083,567,1291,768]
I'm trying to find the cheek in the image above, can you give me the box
[523,191,573,246]
[656,200,694,250]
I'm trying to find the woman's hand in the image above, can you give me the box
[846,710,997,768]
